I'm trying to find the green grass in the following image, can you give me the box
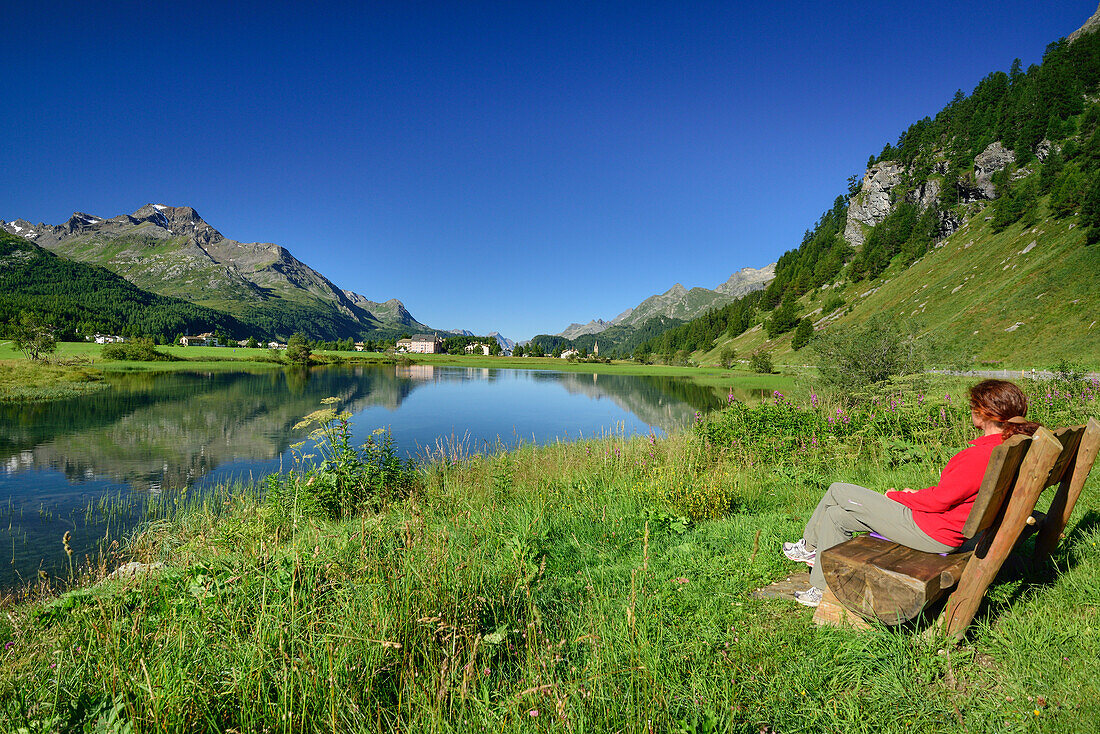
[2,379,1097,732]
[709,196,1100,371]
[0,358,107,402]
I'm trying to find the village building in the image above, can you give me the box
[354,342,366,351]
[179,333,217,347]
[464,342,491,355]
[268,341,287,350]
[397,334,443,353]
[92,334,126,344]
[560,348,580,359]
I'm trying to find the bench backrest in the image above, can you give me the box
[962,425,1080,540]
[963,434,1032,539]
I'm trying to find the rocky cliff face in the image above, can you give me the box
[969,141,1016,199]
[714,264,776,297]
[1069,2,1100,43]
[559,319,611,339]
[2,204,422,336]
[843,162,906,249]
[842,141,1019,249]
[342,290,424,329]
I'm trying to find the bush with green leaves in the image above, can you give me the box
[718,347,736,369]
[810,315,936,396]
[101,337,177,361]
[268,398,420,519]
[285,332,312,364]
[820,293,845,315]
[8,312,57,360]
[749,350,774,374]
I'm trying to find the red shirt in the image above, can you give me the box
[885,433,1005,547]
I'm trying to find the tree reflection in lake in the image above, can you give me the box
[0,364,769,587]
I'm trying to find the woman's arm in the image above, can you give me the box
[886,445,988,512]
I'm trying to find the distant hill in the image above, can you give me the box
[342,290,429,331]
[2,204,423,340]
[647,9,1100,368]
[540,264,773,356]
[0,230,248,340]
[556,265,774,340]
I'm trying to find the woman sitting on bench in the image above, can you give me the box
[783,379,1040,607]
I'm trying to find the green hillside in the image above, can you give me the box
[712,197,1100,368]
[646,25,1100,371]
[3,205,420,341]
[0,231,250,341]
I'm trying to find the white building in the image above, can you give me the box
[398,334,443,353]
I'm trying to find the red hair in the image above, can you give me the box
[968,379,1040,438]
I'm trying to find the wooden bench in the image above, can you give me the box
[812,417,1100,640]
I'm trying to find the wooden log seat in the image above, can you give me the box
[818,535,970,625]
[813,418,1100,639]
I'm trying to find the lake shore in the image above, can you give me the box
[0,341,794,403]
[2,378,1097,731]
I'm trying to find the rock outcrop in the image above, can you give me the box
[907,177,941,211]
[843,140,1021,247]
[714,264,776,297]
[559,319,612,339]
[1068,2,1100,43]
[972,142,1016,198]
[844,162,905,249]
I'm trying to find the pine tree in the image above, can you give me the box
[791,319,814,351]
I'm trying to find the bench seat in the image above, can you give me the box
[813,418,1100,639]
[819,535,970,624]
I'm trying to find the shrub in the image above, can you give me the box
[269,399,420,519]
[286,333,312,364]
[101,338,177,361]
[749,350,774,374]
[718,347,737,369]
[9,312,57,360]
[810,315,935,396]
[791,319,814,351]
[821,293,845,315]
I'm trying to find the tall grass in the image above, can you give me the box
[1,378,1098,732]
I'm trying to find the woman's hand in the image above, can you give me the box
[888,487,919,493]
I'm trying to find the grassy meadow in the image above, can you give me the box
[2,376,1098,732]
[0,340,797,404]
[709,195,1100,370]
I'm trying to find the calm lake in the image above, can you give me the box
[0,364,756,588]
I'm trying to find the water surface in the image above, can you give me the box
[0,364,747,587]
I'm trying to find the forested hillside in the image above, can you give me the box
[0,231,249,341]
[639,23,1100,368]
[2,205,421,341]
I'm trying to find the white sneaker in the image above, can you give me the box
[782,538,816,566]
[794,586,824,608]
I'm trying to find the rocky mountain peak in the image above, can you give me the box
[64,212,105,232]
[715,265,775,296]
[1069,2,1100,43]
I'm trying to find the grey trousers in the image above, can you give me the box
[804,482,956,590]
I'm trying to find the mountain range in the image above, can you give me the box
[557,265,774,340]
[2,204,428,341]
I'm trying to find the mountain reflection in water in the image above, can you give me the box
[0,364,761,587]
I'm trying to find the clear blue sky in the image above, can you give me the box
[4,1,1095,341]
